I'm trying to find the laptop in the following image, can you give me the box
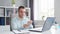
[29,17,55,32]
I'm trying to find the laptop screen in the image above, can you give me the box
[42,17,55,32]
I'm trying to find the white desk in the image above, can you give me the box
[13,26,60,34]
[0,31,14,34]
[0,25,60,34]
[29,29,60,34]
[29,25,60,34]
[0,29,60,34]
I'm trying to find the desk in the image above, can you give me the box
[0,25,60,34]
[29,29,60,34]
[13,26,60,34]
[30,25,60,34]
[0,31,14,34]
[0,29,60,34]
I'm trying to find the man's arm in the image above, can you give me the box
[23,20,33,29]
[11,18,18,30]
[29,24,33,29]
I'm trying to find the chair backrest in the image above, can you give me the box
[42,17,55,32]
[32,21,35,28]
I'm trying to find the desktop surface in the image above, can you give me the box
[12,25,60,34]
[0,25,60,34]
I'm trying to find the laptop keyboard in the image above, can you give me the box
[29,27,43,31]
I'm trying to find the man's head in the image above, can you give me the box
[18,6,26,18]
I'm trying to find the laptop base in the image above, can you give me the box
[29,30,42,33]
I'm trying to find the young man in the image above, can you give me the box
[11,6,33,30]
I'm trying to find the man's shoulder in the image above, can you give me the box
[12,16,18,20]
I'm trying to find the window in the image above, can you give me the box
[34,0,54,20]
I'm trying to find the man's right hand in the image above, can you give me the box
[23,24,29,28]
[23,20,33,28]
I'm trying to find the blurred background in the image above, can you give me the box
[0,0,60,31]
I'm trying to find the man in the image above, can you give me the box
[11,6,33,30]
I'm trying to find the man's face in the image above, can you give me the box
[18,8,26,18]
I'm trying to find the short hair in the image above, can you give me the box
[18,6,25,11]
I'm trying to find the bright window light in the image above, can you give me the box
[34,0,54,20]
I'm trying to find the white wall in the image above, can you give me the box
[15,0,27,7]
[0,0,12,6]
[55,0,60,25]
[0,0,27,7]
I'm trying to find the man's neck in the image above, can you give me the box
[19,16,23,19]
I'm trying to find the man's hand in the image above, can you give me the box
[27,20,33,25]
[23,20,33,28]
[23,24,29,28]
